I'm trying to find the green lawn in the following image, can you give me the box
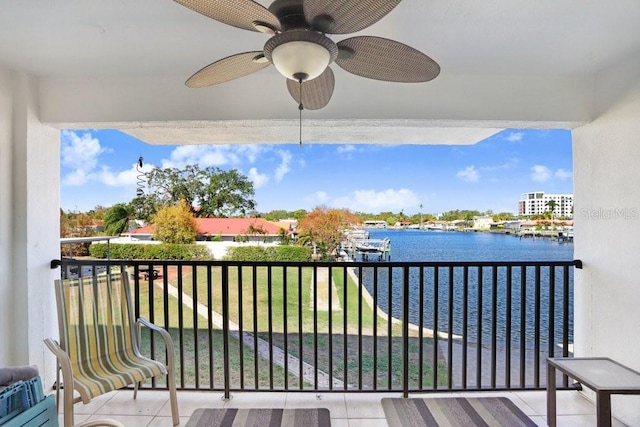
[142,264,446,390]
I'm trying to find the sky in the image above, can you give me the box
[60,128,573,216]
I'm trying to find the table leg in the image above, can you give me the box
[596,391,612,427]
[547,363,557,427]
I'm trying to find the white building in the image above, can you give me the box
[472,216,494,230]
[518,192,574,218]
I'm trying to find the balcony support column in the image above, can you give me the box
[572,55,640,427]
[0,68,59,387]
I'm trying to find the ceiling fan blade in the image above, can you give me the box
[186,51,270,87]
[286,67,335,110]
[303,0,401,34]
[336,36,440,82]
[174,0,281,32]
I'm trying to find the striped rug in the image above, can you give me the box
[382,397,536,427]
[186,408,331,427]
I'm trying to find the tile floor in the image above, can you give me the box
[60,388,628,426]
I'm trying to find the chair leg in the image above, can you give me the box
[167,369,180,425]
[133,381,139,400]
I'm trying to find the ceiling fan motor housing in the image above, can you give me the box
[268,0,308,30]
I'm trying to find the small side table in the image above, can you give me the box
[547,357,640,427]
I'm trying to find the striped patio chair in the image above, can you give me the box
[44,272,179,427]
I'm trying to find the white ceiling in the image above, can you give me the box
[2,0,640,145]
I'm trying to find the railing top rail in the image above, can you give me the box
[53,258,582,268]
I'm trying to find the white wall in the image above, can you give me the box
[0,68,60,386]
[573,75,640,424]
[0,68,15,366]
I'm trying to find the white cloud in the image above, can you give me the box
[306,191,329,205]
[530,165,552,182]
[247,167,269,188]
[457,166,479,182]
[555,168,573,180]
[62,169,89,187]
[160,144,269,170]
[332,188,419,211]
[337,145,356,154]
[274,150,292,182]
[97,162,154,187]
[505,132,524,142]
[161,145,231,169]
[60,131,110,186]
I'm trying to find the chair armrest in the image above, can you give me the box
[43,338,73,389]
[136,318,176,370]
[44,338,77,427]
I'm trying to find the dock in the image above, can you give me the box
[341,237,391,261]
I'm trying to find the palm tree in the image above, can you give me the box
[104,203,135,235]
[545,199,558,216]
[545,199,558,234]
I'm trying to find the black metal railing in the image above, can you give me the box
[54,258,581,396]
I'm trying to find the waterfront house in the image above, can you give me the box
[472,215,494,230]
[3,1,640,424]
[123,217,286,243]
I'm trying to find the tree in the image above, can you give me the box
[298,207,359,260]
[103,203,135,235]
[60,209,96,256]
[545,200,558,219]
[143,165,256,217]
[152,199,198,244]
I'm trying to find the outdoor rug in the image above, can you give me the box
[382,397,536,427]
[185,408,331,427]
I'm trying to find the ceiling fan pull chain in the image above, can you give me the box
[298,78,304,147]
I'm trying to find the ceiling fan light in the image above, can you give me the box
[264,30,338,82]
[272,41,330,81]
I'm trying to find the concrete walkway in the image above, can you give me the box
[309,267,342,312]
[162,282,344,389]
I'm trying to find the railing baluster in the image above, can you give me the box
[548,266,556,359]
[476,266,483,389]
[343,265,350,391]
[358,265,363,391]
[238,266,244,390]
[462,265,468,389]
[328,265,334,391]
[432,266,439,390]
[505,265,512,389]
[298,265,304,390]
[418,266,425,390]
[519,265,526,389]
[447,266,454,390]
[192,264,199,389]
[283,266,289,390]
[252,265,259,390]
[221,264,230,399]
[267,265,274,390]
[177,265,185,389]
[562,265,570,388]
[491,265,498,389]
[534,265,541,388]
[313,264,319,389]
[402,266,410,397]
[387,266,393,390]
[373,265,379,391]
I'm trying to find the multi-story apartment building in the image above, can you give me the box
[518,191,573,218]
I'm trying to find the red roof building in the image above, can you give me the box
[123,217,285,242]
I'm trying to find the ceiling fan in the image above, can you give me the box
[174,0,440,110]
